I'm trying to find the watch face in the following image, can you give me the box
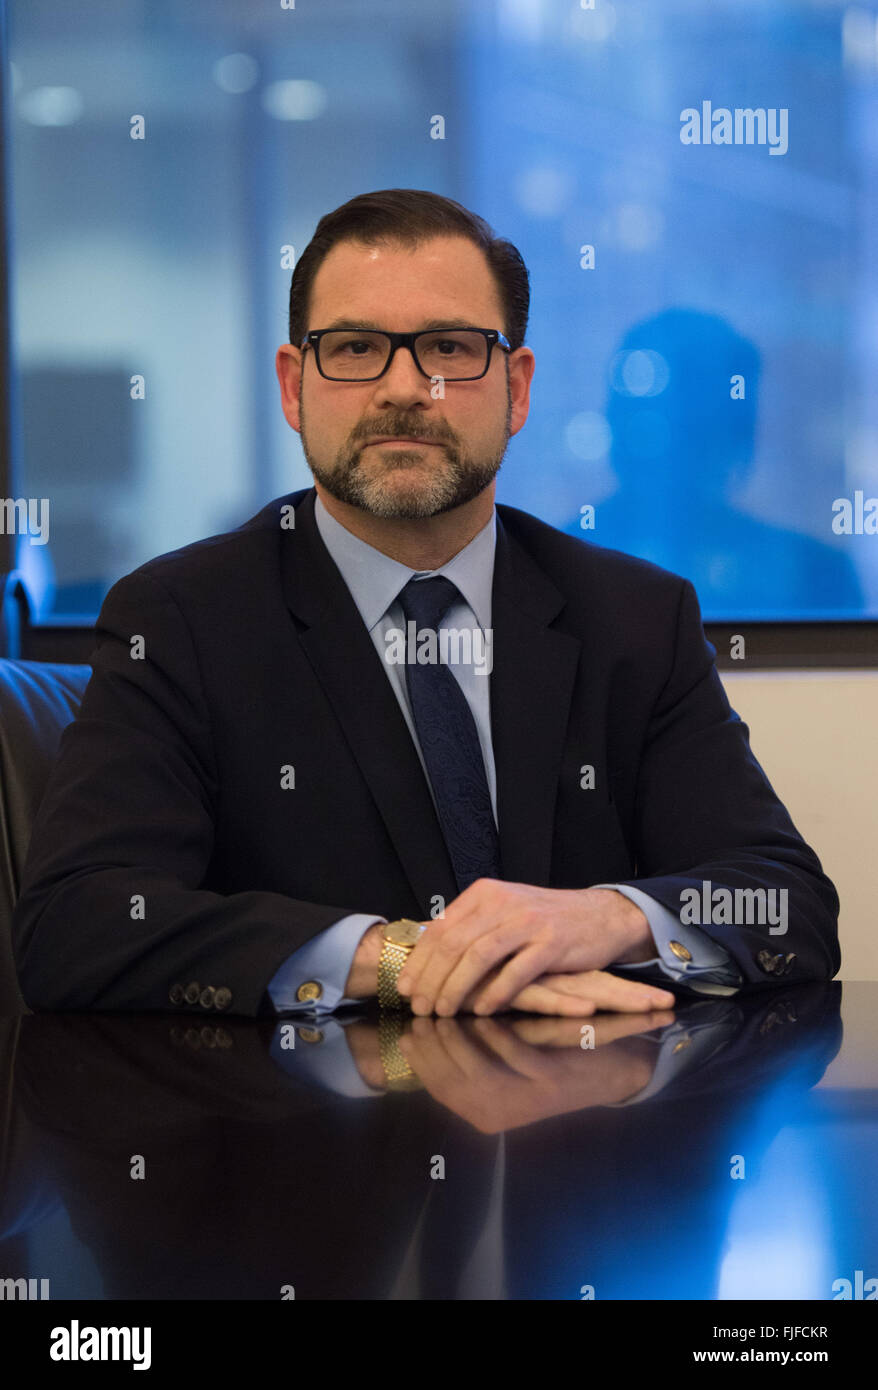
[387,919,423,947]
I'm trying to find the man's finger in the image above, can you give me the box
[431,929,556,1015]
[540,970,675,1011]
[407,919,532,1015]
[503,980,599,1016]
[467,938,561,1015]
[396,879,511,996]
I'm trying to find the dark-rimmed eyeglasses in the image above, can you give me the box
[300,327,511,381]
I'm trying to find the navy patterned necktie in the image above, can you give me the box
[396,575,500,893]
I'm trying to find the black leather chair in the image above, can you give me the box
[0,659,92,1013]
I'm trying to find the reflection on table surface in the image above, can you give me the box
[1,982,876,1300]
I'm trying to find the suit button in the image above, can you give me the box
[169,983,184,1005]
[668,940,693,962]
[200,1026,217,1047]
[297,980,323,1003]
[199,986,216,1009]
[183,981,201,1005]
[213,986,232,1011]
[756,950,784,974]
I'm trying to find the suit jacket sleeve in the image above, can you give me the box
[613,577,840,986]
[12,569,368,1017]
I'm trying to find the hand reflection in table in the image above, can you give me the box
[345,1008,676,1129]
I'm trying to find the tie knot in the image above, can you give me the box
[397,575,460,629]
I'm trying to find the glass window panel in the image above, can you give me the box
[5,0,876,621]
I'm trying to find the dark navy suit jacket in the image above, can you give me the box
[12,487,840,1015]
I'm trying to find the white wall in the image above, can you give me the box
[720,669,878,983]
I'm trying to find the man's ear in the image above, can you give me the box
[508,346,535,439]
[275,344,303,433]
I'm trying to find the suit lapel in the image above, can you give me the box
[279,489,458,915]
[278,489,581,906]
[491,509,582,887]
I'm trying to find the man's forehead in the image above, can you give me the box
[308,234,503,320]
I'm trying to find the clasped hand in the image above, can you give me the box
[395,879,676,1017]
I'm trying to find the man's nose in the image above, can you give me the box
[373,345,432,404]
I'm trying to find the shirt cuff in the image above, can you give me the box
[593,884,742,988]
[269,1015,386,1097]
[266,913,388,1014]
[605,1009,741,1105]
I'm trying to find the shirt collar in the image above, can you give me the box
[314,491,496,633]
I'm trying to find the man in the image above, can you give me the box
[12,189,840,1020]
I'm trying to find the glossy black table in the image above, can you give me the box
[1,982,876,1346]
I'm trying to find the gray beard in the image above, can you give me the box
[298,382,511,519]
[304,440,507,518]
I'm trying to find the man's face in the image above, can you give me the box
[277,235,533,519]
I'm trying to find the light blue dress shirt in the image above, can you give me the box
[268,494,740,1013]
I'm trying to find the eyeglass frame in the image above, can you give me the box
[299,326,512,382]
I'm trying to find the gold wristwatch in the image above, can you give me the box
[378,918,424,1010]
[378,1011,424,1090]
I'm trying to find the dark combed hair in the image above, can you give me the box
[288,188,530,351]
